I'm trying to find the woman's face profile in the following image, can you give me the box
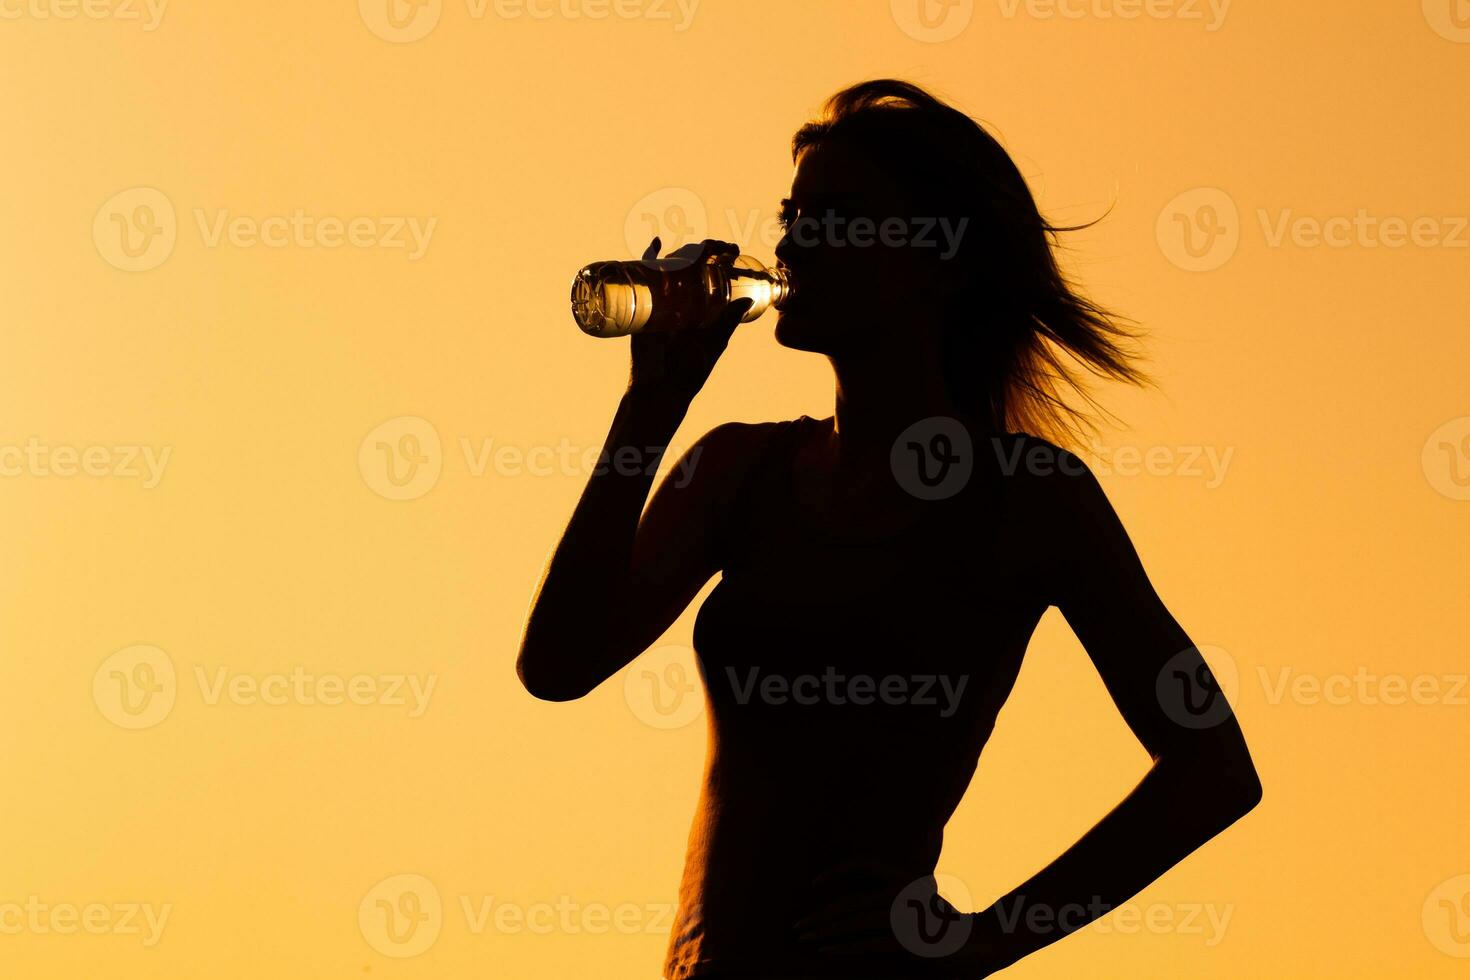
[774,139,946,357]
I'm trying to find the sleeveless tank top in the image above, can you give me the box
[662,416,1050,979]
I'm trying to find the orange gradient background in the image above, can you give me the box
[2,1,1468,977]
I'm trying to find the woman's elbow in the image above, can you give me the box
[1213,732,1263,816]
[516,650,593,703]
[1197,748,1263,822]
[1226,763,1263,816]
[1161,741,1263,822]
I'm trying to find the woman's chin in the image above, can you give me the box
[773,308,834,353]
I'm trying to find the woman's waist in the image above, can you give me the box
[669,841,955,980]
[679,807,945,907]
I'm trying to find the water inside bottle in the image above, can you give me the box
[571,254,792,337]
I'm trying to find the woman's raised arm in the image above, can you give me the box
[516,254,755,702]
[515,398,761,702]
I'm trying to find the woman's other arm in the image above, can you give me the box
[971,438,1262,971]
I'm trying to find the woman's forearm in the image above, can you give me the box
[969,753,1261,972]
[516,386,689,700]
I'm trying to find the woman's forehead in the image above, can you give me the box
[790,141,906,206]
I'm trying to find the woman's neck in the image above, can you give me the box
[827,340,959,474]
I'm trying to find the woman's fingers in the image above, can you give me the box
[711,296,754,332]
[641,235,661,262]
[796,904,907,963]
[794,884,894,935]
[704,238,740,262]
[811,855,905,891]
[794,882,900,955]
[815,935,903,958]
[796,910,889,947]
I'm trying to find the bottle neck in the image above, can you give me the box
[768,266,794,309]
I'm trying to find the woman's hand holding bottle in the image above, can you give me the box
[625,237,754,406]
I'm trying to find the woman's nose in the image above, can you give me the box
[775,228,802,267]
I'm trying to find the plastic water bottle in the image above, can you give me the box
[571,252,794,337]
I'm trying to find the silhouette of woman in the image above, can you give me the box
[519,79,1261,979]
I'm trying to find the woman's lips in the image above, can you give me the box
[779,275,812,312]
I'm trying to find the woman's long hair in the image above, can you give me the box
[792,79,1152,450]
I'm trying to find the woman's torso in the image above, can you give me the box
[663,415,1053,979]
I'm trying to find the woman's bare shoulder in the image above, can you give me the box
[986,431,1093,483]
[678,417,807,490]
[984,430,1105,536]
